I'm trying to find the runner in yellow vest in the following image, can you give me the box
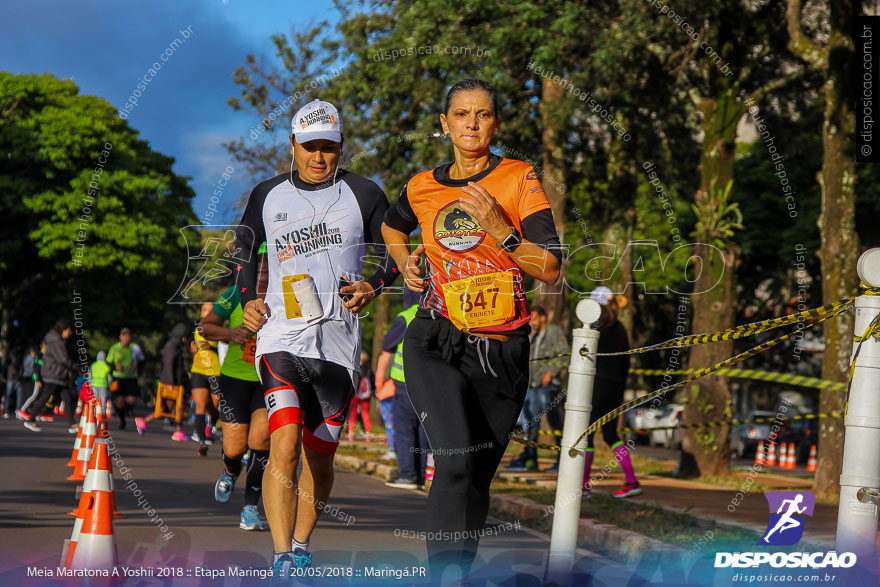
[190,302,222,455]
[89,352,112,417]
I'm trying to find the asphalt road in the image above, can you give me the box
[0,415,640,586]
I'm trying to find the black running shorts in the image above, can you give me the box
[258,352,355,453]
[216,375,264,425]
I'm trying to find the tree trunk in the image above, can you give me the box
[532,77,568,327]
[680,93,741,477]
[813,0,860,494]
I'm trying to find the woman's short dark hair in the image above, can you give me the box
[54,319,71,333]
[444,79,498,116]
[599,298,619,327]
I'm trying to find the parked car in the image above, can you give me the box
[623,402,685,449]
[624,406,650,445]
[730,410,777,458]
[644,403,684,449]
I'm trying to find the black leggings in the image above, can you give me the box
[586,378,626,449]
[25,382,66,422]
[403,316,528,577]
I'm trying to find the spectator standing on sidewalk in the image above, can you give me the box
[3,347,22,418]
[374,346,397,460]
[582,286,641,498]
[384,289,429,490]
[347,352,373,441]
[504,306,568,472]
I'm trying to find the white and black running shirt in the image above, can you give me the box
[236,170,397,373]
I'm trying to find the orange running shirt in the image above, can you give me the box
[391,156,552,333]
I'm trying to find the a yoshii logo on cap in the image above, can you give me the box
[292,99,343,143]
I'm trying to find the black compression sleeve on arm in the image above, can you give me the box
[235,182,270,309]
[364,185,399,295]
[382,185,419,234]
[521,209,563,264]
[344,174,401,295]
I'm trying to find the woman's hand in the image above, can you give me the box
[403,244,427,292]
[459,182,511,242]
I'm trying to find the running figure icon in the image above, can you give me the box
[763,493,808,543]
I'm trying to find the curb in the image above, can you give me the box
[334,449,683,567]
[488,493,684,566]
[334,453,397,480]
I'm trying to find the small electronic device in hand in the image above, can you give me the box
[338,277,353,301]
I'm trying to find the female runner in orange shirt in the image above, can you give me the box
[382,79,562,581]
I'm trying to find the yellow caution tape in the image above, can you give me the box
[592,297,855,357]
[630,368,846,391]
[529,352,573,364]
[568,304,847,452]
[518,410,844,437]
[529,288,880,363]
[508,434,561,452]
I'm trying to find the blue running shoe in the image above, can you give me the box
[214,469,237,504]
[240,505,268,531]
[292,547,312,570]
[270,552,293,584]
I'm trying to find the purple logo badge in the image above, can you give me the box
[760,491,816,546]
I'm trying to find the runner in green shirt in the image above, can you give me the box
[198,246,270,531]
[106,328,139,429]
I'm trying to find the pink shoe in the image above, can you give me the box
[171,430,188,441]
[135,417,146,436]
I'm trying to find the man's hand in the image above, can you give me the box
[242,299,269,333]
[228,325,252,345]
[339,276,376,314]
[403,244,427,292]
[541,371,553,387]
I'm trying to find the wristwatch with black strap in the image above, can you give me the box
[495,226,522,253]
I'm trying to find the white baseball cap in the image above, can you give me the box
[589,286,614,306]
[292,99,343,143]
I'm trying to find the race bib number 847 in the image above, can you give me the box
[441,272,515,330]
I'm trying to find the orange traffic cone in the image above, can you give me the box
[755,441,766,466]
[66,411,87,467]
[782,443,791,468]
[787,444,798,469]
[105,399,113,420]
[767,442,777,467]
[807,445,818,472]
[74,399,83,419]
[65,441,118,570]
[93,416,124,519]
[67,403,96,482]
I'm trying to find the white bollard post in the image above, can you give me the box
[836,248,880,566]
[547,299,602,582]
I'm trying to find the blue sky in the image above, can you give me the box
[2,0,338,223]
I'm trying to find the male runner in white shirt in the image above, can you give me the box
[236,99,397,578]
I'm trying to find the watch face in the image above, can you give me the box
[503,228,521,251]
